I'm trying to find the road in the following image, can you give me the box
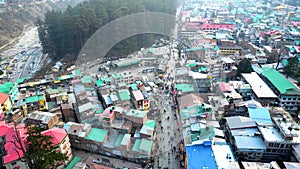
[10,47,43,82]
[153,4,183,169]
[20,48,43,78]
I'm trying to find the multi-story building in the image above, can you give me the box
[188,71,212,93]
[241,72,278,106]
[261,68,300,112]
[0,92,12,121]
[0,123,27,169]
[64,122,108,153]
[0,82,19,102]
[201,23,234,32]
[225,107,300,162]
[24,111,58,130]
[0,123,72,169]
[42,128,73,166]
[218,46,242,55]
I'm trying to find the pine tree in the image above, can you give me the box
[237,59,253,77]
[13,125,67,169]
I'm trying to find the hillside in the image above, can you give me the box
[0,0,85,49]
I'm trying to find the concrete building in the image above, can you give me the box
[0,92,12,121]
[42,127,73,165]
[64,122,108,153]
[24,111,58,129]
[242,72,278,106]
[261,68,300,112]
[225,107,300,162]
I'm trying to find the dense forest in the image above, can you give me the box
[37,0,178,64]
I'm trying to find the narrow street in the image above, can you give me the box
[153,5,184,169]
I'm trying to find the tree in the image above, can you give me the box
[284,56,300,78]
[13,125,67,169]
[237,58,253,76]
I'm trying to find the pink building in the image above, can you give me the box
[0,122,72,169]
[202,23,234,31]
[42,128,73,165]
[0,122,27,169]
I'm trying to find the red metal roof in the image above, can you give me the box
[42,128,67,145]
[0,92,9,104]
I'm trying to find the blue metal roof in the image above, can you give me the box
[186,144,217,169]
[248,108,273,125]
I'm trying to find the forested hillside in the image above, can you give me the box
[0,0,85,49]
[37,0,178,63]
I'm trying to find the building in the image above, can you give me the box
[0,82,19,102]
[64,122,108,153]
[225,107,300,162]
[24,111,58,129]
[218,46,242,55]
[261,68,300,112]
[185,143,218,169]
[188,71,212,93]
[241,72,278,106]
[201,23,234,32]
[0,92,12,121]
[0,123,27,169]
[41,128,73,165]
[0,123,72,169]
[240,161,280,169]
[130,90,145,110]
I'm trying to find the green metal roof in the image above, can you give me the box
[139,139,153,152]
[95,109,104,114]
[74,69,81,76]
[132,139,141,151]
[16,78,25,84]
[66,156,81,169]
[144,119,156,129]
[188,63,197,68]
[81,76,93,84]
[25,95,44,103]
[180,103,212,120]
[118,89,130,101]
[175,83,195,93]
[262,68,299,94]
[114,134,124,147]
[130,84,138,91]
[0,82,14,94]
[190,126,215,142]
[86,128,108,143]
[112,73,123,79]
[96,79,104,87]
[200,126,215,140]
[85,87,95,91]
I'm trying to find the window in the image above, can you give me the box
[11,162,17,165]
[280,144,284,148]
[288,98,291,100]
